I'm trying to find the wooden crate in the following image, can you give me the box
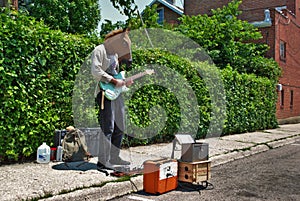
[178,160,211,183]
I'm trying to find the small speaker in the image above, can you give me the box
[181,142,209,162]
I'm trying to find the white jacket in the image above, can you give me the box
[91,44,114,97]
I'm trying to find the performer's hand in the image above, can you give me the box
[126,79,134,87]
[110,78,125,87]
[115,79,126,87]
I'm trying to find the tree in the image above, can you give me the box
[128,5,160,29]
[175,0,281,79]
[108,0,160,29]
[109,0,137,17]
[100,19,126,38]
[20,0,101,35]
[99,1,159,37]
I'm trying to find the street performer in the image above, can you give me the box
[91,28,133,170]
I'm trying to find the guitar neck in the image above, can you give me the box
[125,72,148,81]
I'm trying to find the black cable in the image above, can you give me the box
[129,178,139,191]
[177,181,214,193]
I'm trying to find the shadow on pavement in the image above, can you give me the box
[132,181,214,198]
[176,181,214,192]
[52,161,97,171]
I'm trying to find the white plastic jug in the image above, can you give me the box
[36,142,50,164]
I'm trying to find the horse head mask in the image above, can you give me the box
[104,28,132,68]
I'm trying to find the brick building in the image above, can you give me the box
[184,0,300,120]
[147,0,183,25]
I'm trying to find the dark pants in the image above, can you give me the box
[96,91,125,165]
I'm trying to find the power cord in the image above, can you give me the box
[178,181,214,195]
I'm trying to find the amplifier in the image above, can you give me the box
[143,159,178,194]
[54,130,67,147]
[181,142,209,162]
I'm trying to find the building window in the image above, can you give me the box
[280,89,284,108]
[166,0,174,4]
[157,8,164,24]
[290,90,294,109]
[280,40,286,61]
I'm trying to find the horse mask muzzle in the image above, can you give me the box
[120,58,132,68]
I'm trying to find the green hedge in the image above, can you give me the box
[125,49,278,145]
[222,66,278,134]
[126,49,211,143]
[0,11,96,161]
[0,11,278,162]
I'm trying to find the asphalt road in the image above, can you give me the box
[111,141,300,201]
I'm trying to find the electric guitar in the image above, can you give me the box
[99,69,155,100]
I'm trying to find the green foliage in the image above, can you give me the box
[99,4,160,37]
[175,0,281,80]
[222,66,278,133]
[23,0,101,34]
[128,5,160,29]
[110,0,137,17]
[100,19,127,38]
[0,2,280,162]
[0,10,96,161]
[125,49,207,143]
[123,49,277,145]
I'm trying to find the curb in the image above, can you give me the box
[41,134,300,201]
[268,134,300,149]
[41,176,143,201]
[211,134,300,167]
[211,144,270,167]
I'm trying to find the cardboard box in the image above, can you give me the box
[178,160,211,183]
[143,159,178,194]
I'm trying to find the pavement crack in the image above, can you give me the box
[219,134,300,156]
[234,140,257,145]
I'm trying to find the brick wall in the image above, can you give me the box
[185,0,295,20]
[275,10,300,119]
[184,0,231,16]
[257,23,276,59]
[160,5,182,24]
[154,2,182,25]
[238,0,295,21]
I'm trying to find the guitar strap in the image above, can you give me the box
[101,91,105,110]
[100,54,118,109]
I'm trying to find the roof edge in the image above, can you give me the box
[148,0,183,15]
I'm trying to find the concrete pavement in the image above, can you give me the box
[1,123,300,201]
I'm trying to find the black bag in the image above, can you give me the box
[62,128,91,162]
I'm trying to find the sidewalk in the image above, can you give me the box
[1,124,300,201]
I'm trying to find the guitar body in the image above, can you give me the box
[99,71,128,100]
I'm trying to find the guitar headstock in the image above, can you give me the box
[145,69,155,75]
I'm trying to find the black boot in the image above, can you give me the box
[97,162,112,170]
